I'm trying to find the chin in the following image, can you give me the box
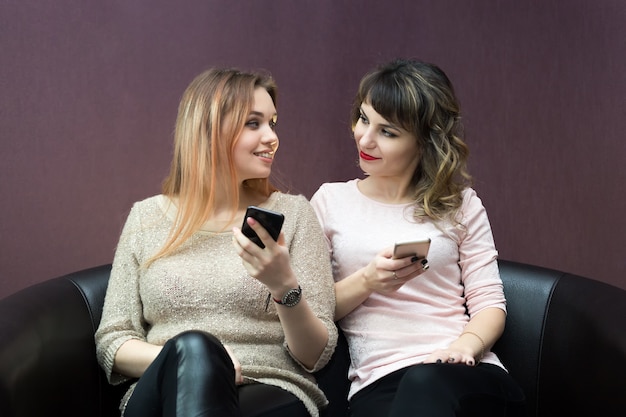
[243,172,271,182]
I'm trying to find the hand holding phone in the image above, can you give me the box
[392,238,431,260]
[241,206,285,248]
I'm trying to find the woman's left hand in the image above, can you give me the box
[423,347,479,367]
[223,344,244,384]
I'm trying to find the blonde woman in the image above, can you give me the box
[96,68,337,417]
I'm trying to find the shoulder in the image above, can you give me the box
[459,188,487,213]
[266,192,318,220]
[315,179,359,195]
[266,193,325,238]
[122,195,170,228]
[268,192,309,210]
[133,194,163,210]
[311,179,359,202]
[456,188,493,228]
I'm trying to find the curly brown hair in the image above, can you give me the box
[351,59,472,223]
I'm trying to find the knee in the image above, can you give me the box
[403,364,438,384]
[392,365,460,416]
[172,330,227,360]
[400,364,450,392]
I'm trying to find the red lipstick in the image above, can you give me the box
[360,151,379,161]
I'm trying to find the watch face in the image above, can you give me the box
[282,287,302,307]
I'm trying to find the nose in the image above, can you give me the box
[356,125,375,148]
[262,126,279,151]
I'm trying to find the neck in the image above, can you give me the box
[358,176,415,204]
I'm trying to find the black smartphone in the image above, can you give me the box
[392,238,431,260]
[241,206,285,248]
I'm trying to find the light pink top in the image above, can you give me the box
[310,179,507,399]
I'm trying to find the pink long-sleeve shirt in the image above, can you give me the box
[310,179,507,399]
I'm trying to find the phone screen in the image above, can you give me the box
[241,206,285,248]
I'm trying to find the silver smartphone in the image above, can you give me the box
[392,238,431,260]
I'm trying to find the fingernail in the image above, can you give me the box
[436,359,442,363]
[448,357,455,363]
[421,259,428,266]
[411,256,419,263]
[468,360,475,366]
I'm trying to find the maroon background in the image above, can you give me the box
[1,0,625,297]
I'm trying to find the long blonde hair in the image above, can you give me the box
[352,59,472,223]
[149,68,278,264]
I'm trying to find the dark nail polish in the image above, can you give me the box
[411,256,419,263]
[421,259,428,266]
[436,359,442,363]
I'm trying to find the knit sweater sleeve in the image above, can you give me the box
[95,202,148,385]
[281,195,338,373]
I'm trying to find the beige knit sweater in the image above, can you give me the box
[95,192,338,416]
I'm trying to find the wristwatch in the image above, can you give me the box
[273,286,302,307]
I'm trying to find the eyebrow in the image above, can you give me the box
[248,110,277,119]
[360,106,401,131]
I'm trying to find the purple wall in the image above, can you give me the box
[1,0,625,297]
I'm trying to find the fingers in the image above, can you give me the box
[369,249,430,293]
[233,221,292,289]
[424,350,477,367]
[244,217,286,248]
[389,257,430,282]
[233,218,279,254]
[420,258,430,271]
[224,345,244,384]
[244,217,276,248]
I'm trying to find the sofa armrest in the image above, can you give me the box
[494,260,561,415]
[0,276,101,416]
[539,272,626,416]
[0,265,123,417]
[495,260,626,416]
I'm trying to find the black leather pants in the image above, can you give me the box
[124,330,241,417]
[124,330,308,417]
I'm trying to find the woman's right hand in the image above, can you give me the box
[362,247,425,294]
[334,247,426,319]
[232,218,298,294]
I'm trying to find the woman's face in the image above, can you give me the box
[232,87,279,183]
[354,102,420,181]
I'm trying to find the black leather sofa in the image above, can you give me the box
[1,260,624,417]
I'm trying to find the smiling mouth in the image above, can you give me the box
[359,151,379,161]
[255,151,274,159]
